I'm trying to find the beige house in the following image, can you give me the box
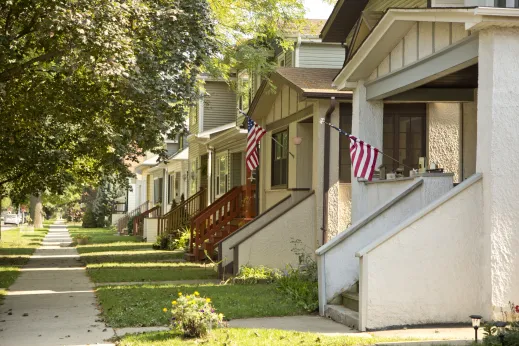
[315,0,519,332]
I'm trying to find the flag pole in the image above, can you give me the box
[319,119,415,171]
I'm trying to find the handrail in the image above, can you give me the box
[117,200,149,234]
[157,188,207,236]
[190,185,256,261]
[133,205,162,236]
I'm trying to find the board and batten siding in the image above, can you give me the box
[298,44,345,69]
[368,22,469,82]
[285,51,293,67]
[364,0,426,11]
[203,81,237,131]
[265,85,311,125]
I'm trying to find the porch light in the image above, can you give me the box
[469,315,482,343]
[494,321,507,346]
[292,136,303,145]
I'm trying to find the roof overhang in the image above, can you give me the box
[334,7,519,90]
[167,147,188,161]
[320,0,369,43]
[206,126,247,148]
[187,122,236,144]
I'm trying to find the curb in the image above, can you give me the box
[376,340,472,346]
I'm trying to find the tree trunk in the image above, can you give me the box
[31,195,43,228]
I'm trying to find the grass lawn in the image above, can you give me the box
[80,249,184,265]
[87,262,217,283]
[0,227,48,302]
[96,283,306,328]
[116,329,422,346]
[68,225,140,244]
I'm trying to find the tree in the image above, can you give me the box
[0,0,216,199]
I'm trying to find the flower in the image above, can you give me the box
[163,308,168,312]
[515,305,519,313]
[200,309,205,313]
[178,292,182,296]
[206,298,211,303]
[172,301,177,305]
[218,313,224,319]
[194,291,200,296]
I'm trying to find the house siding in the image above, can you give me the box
[285,50,293,67]
[203,82,237,131]
[298,44,345,69]
[431,0,464,6]
[364,0,426,11]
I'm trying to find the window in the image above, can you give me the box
[339,104,353,183]
[168,174,174,204]
[383,104,426,175]
[216,154,229,196]
[271,130,288,187]
[189,160,197,195]
[154,178,163,204]
[175,172,180,198]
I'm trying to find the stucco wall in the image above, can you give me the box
[237,194,316,270]
[427,103,462,183]
[477,27,519,319]
[360,177,483,330]
[462,101,477,180]
[318,175,454,304]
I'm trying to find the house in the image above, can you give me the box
[315,0,519,332]
[215,26,354,275]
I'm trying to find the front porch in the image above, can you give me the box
[319,7,519,331]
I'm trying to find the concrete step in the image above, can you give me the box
[341,291,359,312]
[324,304,359,330]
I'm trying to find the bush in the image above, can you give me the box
[165,291,226,338]
[153,227,190,251]
[234,265,282,284]
[481,302,519,346]
[276,239,318,312]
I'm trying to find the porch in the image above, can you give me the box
[318,7,519,331]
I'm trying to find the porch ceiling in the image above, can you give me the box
[419,64,478,89]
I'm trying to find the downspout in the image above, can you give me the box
[321,97,337,245]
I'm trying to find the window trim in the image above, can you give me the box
[271,128,289,189]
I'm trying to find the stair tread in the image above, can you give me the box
[341,292,359,300]
[325,305,359,330]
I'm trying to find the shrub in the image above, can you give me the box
[234,265,282,284]
[482,302,519,346]
[153,227,190,251]
[171,226,190,251]
[165,291,226,338]
[276,239,318,312]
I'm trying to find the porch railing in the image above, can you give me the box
[133,205,162,236]
[190,185,255,261]
[117,201,149,234]
[157,188,207,237]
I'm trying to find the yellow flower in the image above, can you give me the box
[163,308,167,312]
[206,298,211,303]
[172,301,177,305]
[178,292,182,296]
[218,313,224,319]
[194,291,200,296]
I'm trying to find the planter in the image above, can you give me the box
[77,238,88,245]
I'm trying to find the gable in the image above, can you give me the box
[265,85,310,125]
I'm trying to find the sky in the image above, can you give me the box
[304,0,334,19]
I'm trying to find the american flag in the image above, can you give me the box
[349,135,379,181]
[246,118,266,171]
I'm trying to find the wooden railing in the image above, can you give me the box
[157,188,207,236]
[133,205,162,236]
[117,201,149,234]
[190,185,256,260]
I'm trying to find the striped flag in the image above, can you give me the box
[349,136,379,181]
[246,118,266,171]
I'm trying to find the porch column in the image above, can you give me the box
[477,27,519,320]
[351,80,384,223]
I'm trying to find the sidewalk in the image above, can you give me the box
[0,221,115,346]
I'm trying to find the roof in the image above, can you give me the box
[275,67,352,98]
[320,0,369,43]
[141,155,160,166]
[167,147,188,161]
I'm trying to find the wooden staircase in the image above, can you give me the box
[157,188,207,237]
[117,201,150,234]
[187,185,256,262]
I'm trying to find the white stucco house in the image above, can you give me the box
[315,0,519,332]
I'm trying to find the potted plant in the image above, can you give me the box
[74,234,90,245]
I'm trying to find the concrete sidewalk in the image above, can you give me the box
[0,221,115,346]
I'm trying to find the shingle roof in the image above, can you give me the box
[275,67,352,98]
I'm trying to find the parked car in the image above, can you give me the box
[4,214,22,225]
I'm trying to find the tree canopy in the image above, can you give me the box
[1,0,309,201]
[0,0,215,199]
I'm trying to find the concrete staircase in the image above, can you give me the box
[325,281,359,330]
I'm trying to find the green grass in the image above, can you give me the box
[116,329,420,346]
[87,262,217,283]
[0,227,48,302]
[68,225,140,244]
[81,249,184,265]
[96,283,306,328]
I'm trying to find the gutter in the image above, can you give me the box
[321,97,337,245]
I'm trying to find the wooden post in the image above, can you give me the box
[245,168,253,219]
